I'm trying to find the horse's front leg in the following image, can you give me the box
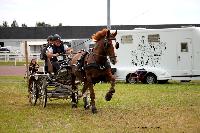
[105,69,116,101]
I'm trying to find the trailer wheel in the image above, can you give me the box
[126,74,137,84]
[143,74,157,84]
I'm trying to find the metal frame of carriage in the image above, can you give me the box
[28,54,80,108]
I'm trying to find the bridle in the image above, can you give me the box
[80,30,119,69]
[91,37,117,59]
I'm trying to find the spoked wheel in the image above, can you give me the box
[83,97,89,110]
[71,89,79,108]
[29,81,38,106]
[40,78,47,108]
[74,91,79,104]
[83,92,90,110]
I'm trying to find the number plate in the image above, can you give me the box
[57,55,63,61]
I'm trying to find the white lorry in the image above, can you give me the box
[112,27,200,83]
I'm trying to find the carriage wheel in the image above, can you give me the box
[29,81,38,106]
[83,95,90,110]
[71,89,79,108]
[74,91,79,104]
[40,78,47,108]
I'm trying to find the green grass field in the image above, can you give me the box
[0,76,199,133]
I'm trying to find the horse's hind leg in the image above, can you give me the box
[105,70,116,101]
[82,81,90,110]
[88,83,97,113]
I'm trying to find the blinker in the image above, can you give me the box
[115,42,119,49]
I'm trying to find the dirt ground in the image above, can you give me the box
[0,66,26,76]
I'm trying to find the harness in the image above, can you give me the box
[84,53,111,70]
[74,30,117,84]
[78,39,114,71]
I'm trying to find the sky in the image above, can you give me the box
[0,0,200,27]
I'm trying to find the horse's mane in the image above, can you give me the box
[91,28,108,42]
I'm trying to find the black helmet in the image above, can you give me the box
[47,35,53,41]
[52,34,61,41]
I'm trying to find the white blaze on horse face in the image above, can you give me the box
[109,41,117,65]
[112,40,117,49]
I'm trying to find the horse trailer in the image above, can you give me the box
[112,27,200,83]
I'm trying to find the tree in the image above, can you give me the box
[21,23,27,27]
[2,21,9,27]
[36,22,51,27]
[11,20,19,27]
[58,23,62,27]
[36,22,45,27]
[45,23,51,27]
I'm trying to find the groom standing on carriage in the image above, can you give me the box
[40,35,53,73]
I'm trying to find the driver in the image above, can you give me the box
[46,34,73,74]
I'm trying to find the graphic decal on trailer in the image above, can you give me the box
[131,35,167,67]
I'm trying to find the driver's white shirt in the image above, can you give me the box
[46,45,68,53]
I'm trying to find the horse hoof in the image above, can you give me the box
[105,92,112,101]
[91,106,97,114]
[110,89,115,93]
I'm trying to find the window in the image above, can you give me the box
[89,44,95,49]
[0,42,4,47]
[121,35,133,44]
[148,34,160,43]
[181,42,188,52]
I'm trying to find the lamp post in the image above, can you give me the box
[107,0,111,30]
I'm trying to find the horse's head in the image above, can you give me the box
[92,29,118,65]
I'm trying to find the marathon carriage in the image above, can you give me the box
[28,54,80,107]
[28,29,118,113]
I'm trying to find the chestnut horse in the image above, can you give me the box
[70,29,118,113]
